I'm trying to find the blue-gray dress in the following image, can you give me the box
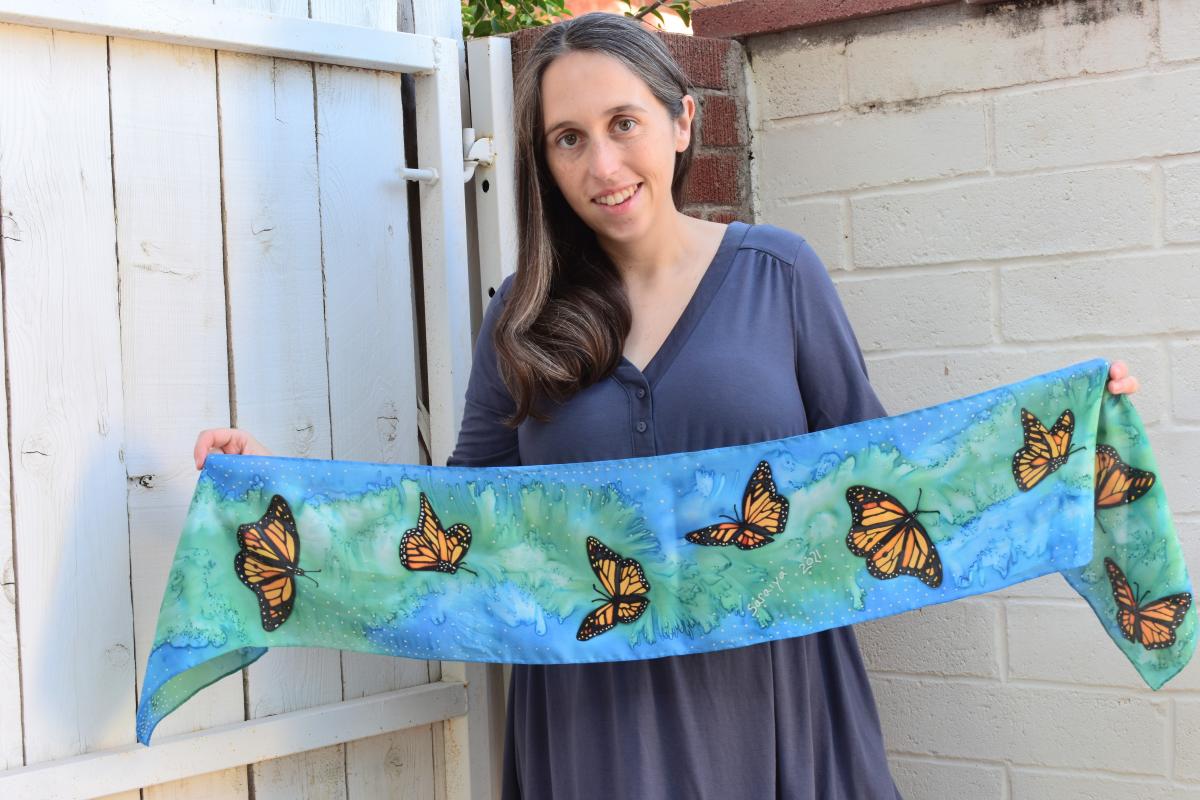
[447,220,903,799]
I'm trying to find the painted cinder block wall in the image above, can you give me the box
[717,0,1200,796]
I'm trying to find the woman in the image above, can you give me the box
[195,12,1141,799]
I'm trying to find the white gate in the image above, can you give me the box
[0,0,515,797]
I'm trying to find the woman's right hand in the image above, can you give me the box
[193,428,273,470]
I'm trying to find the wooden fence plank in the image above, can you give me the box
[310,1,440,794]
[0,22,138,798]
[109,34,250,800]
[216,0,348,794]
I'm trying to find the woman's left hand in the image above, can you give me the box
[1107,360,1140,395]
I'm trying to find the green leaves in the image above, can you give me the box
[460,0,692,39]
[461,0,573,39]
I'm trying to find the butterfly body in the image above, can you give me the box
[1104,558,1192,650]
[234,494,318,632]
[1012,408,1085,491]
[400,492,476,576]
[576,536,651,642]
[685,460,789,550]
[845,486,943,588]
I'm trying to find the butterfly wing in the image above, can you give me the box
[845,485,942,588]
[235,550,296,631]
[1094,444,1156,509]
[401,493,472,573]
[577,537,650,641]
[737,460,789,549]
[1105,558,1192,649]
[235,495,302,631]
[1013,409,1079,491]
[684,460,788,550]
[237,494,300,567]
[1132,594,1192,650]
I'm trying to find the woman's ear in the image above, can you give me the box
[675,94,696,152]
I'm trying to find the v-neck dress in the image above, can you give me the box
[447,220,903,800]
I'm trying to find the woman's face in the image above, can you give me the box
[540,50,693,244]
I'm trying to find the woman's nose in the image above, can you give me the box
[587,137,621,181]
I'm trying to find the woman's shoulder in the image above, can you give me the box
[733,221,825,275]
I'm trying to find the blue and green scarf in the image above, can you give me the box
[136,358,1195,744]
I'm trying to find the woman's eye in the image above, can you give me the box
[617,118,636,132]
[558,132,578,148]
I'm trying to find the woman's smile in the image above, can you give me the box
[591,182,643,213]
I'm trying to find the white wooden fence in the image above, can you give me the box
[0,0,514,797]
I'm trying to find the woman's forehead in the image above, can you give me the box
[541,51,656,124]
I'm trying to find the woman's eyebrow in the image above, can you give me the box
[545,104,648,136]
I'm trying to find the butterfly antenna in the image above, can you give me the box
[458,565,478,577]
[298,568,321,586]
[1095,516,1110,539]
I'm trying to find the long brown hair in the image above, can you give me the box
[494,12,696,426]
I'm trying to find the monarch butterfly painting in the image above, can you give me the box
[399,492,477,576]
[845,486,943,588]
[1104,558,1192,651]
[234,494,319,632]
[576,536,651,642]
[1012,408,1086,491]
[684,460,789,550]
[1094,444,1156,509]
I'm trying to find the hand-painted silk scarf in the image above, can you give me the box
[136,358,1196,744]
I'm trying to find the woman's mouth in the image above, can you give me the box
[592,182,643,213]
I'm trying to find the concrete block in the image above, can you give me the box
[1161,0,1200,63]
[852,168,1154,267]
[847,0,1153,105]
[1164,159,1200,244]
[758,99,986,198]
[748,35,844,120]
[995,67,1200,171]
[834,269,993,352]
[857,599,1001,678]
[999,251,1200,341]
[870,675,1168,772]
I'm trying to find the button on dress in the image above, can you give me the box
[447,220,904,799]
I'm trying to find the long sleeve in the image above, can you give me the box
[446,274,521,468]
[790,238,888,431]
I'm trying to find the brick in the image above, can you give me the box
[683,152,742,205]
[857,599,1001,678]
[1178,699,1200,781]
[1164,159,1200,244]
[864,344,1168,425]
[888,756,1004,800]
[1170,339,1200,421]
[701,209,741,224]
[1161,0,1200,63]
[847,0,1153,105]
[747,35,844,119]
[1011,771,1195,799]
[758,99,986,198]
[995,67,1200,172]
[999,251,1200,342]
[662,34,735,90]
[834,269,992,352]
[759,198,845,269]
[852,168,1154,267]
[699,93,743,147]
[1152,428,1200,514]
[869,675,1169,771]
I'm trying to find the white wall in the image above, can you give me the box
[748,1,1200,797]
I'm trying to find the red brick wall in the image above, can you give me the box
[506,24,751,224]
